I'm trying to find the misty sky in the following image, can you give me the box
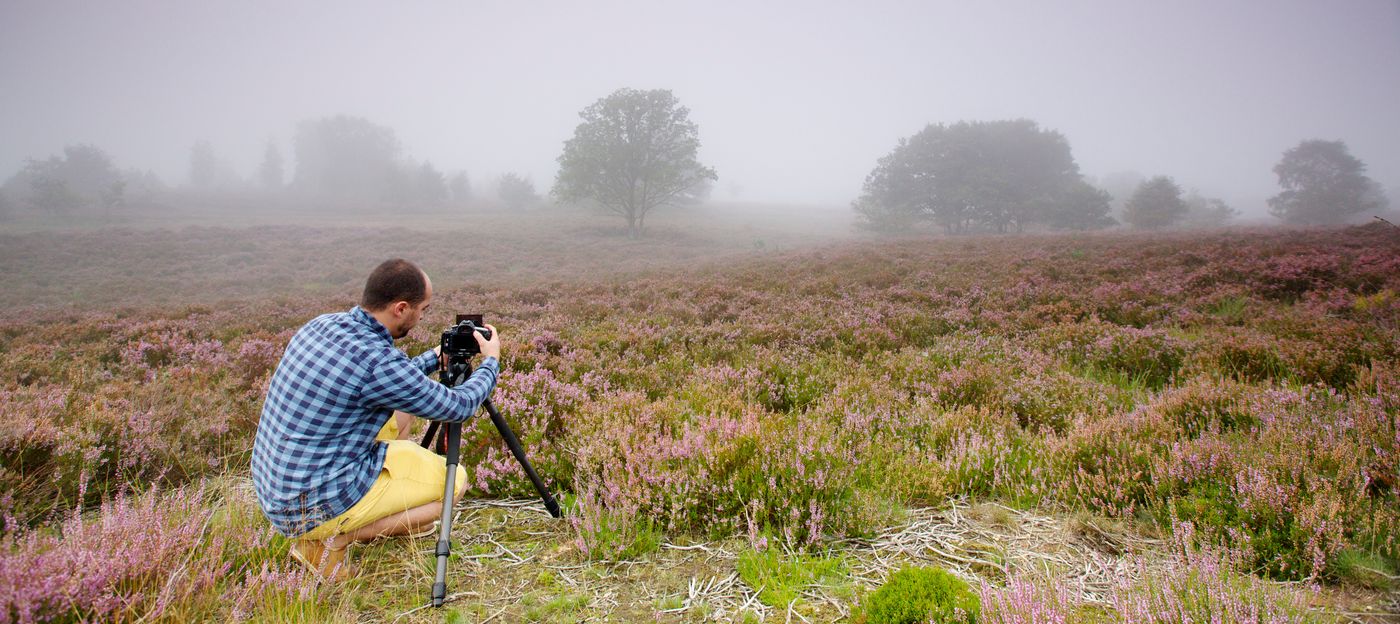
[2,0,1397,212]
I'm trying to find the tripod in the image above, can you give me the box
[420,355,562,607]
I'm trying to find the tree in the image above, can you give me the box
[1045,180,1116,230]
[553,88,717,237]
[1268,140,1387,225]
[853,120,1093,234]
[1123,176,1188,229]
[121,168,166,199]
[189,140,217,188]
[1182,190,1238,229]
[99,179,126,210]
[448,172,472,204]
[1093,170,1146,222]
[414,162,448,205]
[258,141,284,189]
[7,144,122,213]
[27,169,82,213]
[498,173,538,210]
[64,145,120,194]
[292,115,402,200]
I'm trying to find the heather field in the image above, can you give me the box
[1,216,1398,622]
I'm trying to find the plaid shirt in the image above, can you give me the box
[251,305,499,537]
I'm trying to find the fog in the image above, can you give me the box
[2,0,1398,216]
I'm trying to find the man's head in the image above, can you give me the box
[361,259,433,339]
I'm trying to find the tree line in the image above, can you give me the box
[1,89,1391,235]
[0,116,543,219]
[853,120,1390,233]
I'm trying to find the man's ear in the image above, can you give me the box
[393,301,410,317]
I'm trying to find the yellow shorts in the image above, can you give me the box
[299,418,467,541]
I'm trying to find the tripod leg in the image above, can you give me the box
[419,420,439,450]
[483,399,562,518]
[431,421,462,607]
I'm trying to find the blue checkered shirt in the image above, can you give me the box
[251,305,499,537]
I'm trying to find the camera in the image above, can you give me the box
[440,314,492,358]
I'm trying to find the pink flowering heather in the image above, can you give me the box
[0,223,1396,618]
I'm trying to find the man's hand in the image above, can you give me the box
[434,344,444,371]
[474,324,501,360]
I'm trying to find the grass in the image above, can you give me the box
[737,546,849,608]
[1330,549,1399,592]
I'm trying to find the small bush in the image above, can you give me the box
[861,566,978,624]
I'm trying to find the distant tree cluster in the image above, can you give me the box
[851,125,1394,234]
[497,173,538,210]
[0,144,163,217]
[852,120,1114,234]
[286,115,472,208]
[1182,190,1238,228]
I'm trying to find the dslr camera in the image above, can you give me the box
[440,314,492,358]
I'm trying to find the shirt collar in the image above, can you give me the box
[350,305,394,344]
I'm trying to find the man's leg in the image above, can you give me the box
[393,410,415,441]
[294,441,468,581]
[327,487,460,549]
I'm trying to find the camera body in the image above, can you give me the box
[440,314,492,359]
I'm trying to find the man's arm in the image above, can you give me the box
[361,353,499,423]
[411,346,440,376]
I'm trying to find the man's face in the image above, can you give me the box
[389,276,433,339]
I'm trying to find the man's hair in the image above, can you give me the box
[361,259,428,311]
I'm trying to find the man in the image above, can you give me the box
[251,258,501,581]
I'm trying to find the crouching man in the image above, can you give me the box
[251,258,500,582]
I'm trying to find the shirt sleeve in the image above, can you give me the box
[411,348,440,376]
[361,354,499,423]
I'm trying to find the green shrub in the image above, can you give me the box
[861,566,979,624]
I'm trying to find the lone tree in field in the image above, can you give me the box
[1268,140,1388,225]
[1123,176,1188,229]
[853,119,1097,234]
[553,88,717,237]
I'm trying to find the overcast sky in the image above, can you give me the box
[2,0,1397,212]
